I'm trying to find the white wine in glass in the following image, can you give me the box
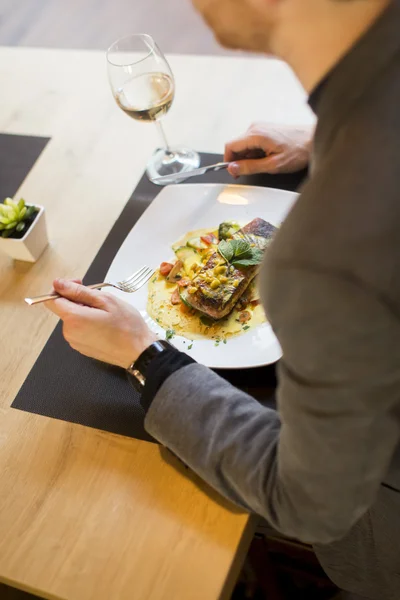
[115,72,173,122]
[107,34,200,185]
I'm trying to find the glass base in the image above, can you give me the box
[146,147,200,185]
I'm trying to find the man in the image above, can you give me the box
[48,0,400,597]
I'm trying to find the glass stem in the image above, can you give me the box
[155,121,171,154]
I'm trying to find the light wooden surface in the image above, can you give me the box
[0,46,314,600]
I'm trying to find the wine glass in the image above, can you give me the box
[107,34,200,185]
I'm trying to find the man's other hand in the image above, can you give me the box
[224,123,314,177]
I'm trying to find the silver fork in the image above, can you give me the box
[24,265,154,306]
[235,231,257,246]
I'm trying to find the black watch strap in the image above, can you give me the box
[127,340,172,388]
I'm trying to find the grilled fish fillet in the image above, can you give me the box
[181,218,276,319]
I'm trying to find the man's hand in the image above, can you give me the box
[224,123,314,177]
[46,279,157,368]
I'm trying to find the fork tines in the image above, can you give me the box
[118,266,154,292]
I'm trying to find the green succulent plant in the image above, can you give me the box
[0,198,38,239]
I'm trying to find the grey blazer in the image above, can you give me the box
[144,2,400,598]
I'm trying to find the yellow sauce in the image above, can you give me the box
[147,227,267,343]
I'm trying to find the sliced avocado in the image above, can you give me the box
[179,287,193,308]
[175,246,202,276]
[175,245,197,260]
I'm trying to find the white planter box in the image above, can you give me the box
[0,205,49,262]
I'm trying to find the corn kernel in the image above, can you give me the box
[214,265,227,275]
[188,286,197,294]
[233,279,240,288]
[210,279,221,289]
[220,276,228,284]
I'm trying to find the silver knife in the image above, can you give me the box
[151,162,230,185]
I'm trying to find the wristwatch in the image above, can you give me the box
[126,340,172,391]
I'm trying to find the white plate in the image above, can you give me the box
[105,183,297,369]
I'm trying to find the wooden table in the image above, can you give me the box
[0,46,314,600]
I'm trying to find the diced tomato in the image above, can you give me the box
[177,278,191,287]
[250,299,261,308]
[200,234,216,246]
[238,310,251,324]
[171,288,181,305]
[160,262,173,277]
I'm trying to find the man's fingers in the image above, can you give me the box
[46,296,83,319]
[224,135,271,162]
[49,278,82,294]
[228,155,281,177]
[53,279,105,309]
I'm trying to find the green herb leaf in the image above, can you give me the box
[232,259,257,267]
[217,239,234,263]
[232,249,264,268]
[188,343,193,350]
[243,325,250,331]
[166,329,175,340]
[230,239,251,259]
[251,247,264,261]
[218,238,263,268]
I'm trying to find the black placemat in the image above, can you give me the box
[12,153,307,443]
[0,133,50,198]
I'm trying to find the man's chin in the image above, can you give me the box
[213,28,248,50]
[214,31,242,50]
[215,30,269,54]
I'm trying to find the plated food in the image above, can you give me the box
[106,183,296,367]
[147,217,277,344]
